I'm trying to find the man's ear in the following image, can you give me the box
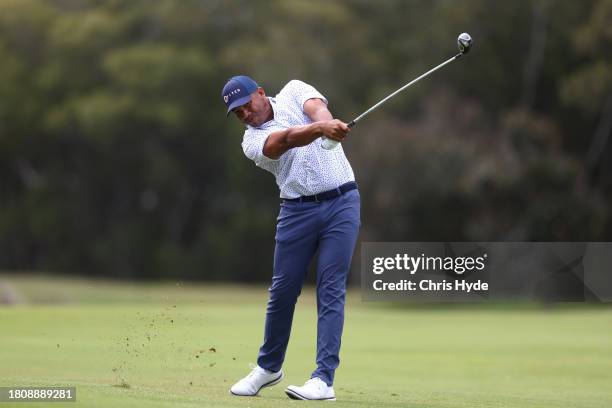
[257,87,266,96]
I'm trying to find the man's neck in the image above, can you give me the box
[263,97,274,124]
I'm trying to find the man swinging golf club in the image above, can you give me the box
[222,33,472,401]
[222,76,360,401]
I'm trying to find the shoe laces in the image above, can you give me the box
[305,377,326,390]
[246,363,263,380]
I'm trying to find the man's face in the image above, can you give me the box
[232,88,270,127]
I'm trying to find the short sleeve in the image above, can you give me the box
[285,80,328,111]
[242,127,280,173]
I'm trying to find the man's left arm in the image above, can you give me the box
[303,98,334,122]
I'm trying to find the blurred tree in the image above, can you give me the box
[561,0,612,188]
[0,0,608,281]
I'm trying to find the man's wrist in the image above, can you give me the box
[312,121,326,138]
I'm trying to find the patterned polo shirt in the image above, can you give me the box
[241,80,355,199]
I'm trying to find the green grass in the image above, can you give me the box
[1,274,611,408]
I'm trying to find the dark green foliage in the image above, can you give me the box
[0,0,609,280]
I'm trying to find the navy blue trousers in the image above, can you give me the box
[257,189,360,386]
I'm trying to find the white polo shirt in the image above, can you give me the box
[241,80,355,199]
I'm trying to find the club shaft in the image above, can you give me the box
[348,53,462,128]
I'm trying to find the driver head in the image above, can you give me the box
[457,33,473,54]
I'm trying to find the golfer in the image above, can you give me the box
[222,75,360,401]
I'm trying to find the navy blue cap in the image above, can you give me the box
[222,75,259,116]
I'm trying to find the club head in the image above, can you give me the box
[457,33,473,54]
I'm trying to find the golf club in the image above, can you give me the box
[322,32,473,150]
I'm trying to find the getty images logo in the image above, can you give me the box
[223,88,242,103]
[372,253,488,275]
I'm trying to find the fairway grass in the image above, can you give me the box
[1,275,611,408]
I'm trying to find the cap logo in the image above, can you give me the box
[223,88,243,105]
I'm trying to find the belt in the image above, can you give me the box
[283,181,358,203]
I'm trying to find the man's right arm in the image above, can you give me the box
[263,119,350,159]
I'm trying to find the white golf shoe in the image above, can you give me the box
[285,377,336,401]
[229,364,284,396]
